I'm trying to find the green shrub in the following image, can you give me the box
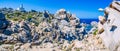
[93,29,98,35]
[48,19,51,23]
[21,16,26,20]
[13,18,19,21]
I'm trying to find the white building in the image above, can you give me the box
[17,4,25,12]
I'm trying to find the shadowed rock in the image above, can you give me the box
[0,13,9,33]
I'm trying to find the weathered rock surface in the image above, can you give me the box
[0,4,115,51]
[0,13,9,33]
[98,1,120,51]
[0,8,89,51]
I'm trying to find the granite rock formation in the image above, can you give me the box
[0,13,9,33]
[98,1,120,51]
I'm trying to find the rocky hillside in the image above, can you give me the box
[0,8,91,51]
[0,8,106,51]
[98,1,120,51]
[1,1,120,51]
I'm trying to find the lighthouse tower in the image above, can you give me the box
[17,4,25,12]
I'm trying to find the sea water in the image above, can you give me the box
[80,18,98,31]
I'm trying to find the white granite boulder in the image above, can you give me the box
[99,1,120,51]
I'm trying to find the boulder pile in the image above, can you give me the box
[3,1,120,50]
[0,9,88,51]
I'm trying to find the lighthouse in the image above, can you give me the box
[17,4,25,12]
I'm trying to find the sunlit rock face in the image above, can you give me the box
[98,1,120,51]
[47,9,86,41]
[88,21,98,34]
[54,9,80,26]
[55,9,67,19]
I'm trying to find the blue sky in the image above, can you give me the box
[0,0,112,18]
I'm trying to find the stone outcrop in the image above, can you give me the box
[98,1,120,51]
[0,8,90,51]
[0,13,9,33]
[1,6,112,50]
[0,8,89,50]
